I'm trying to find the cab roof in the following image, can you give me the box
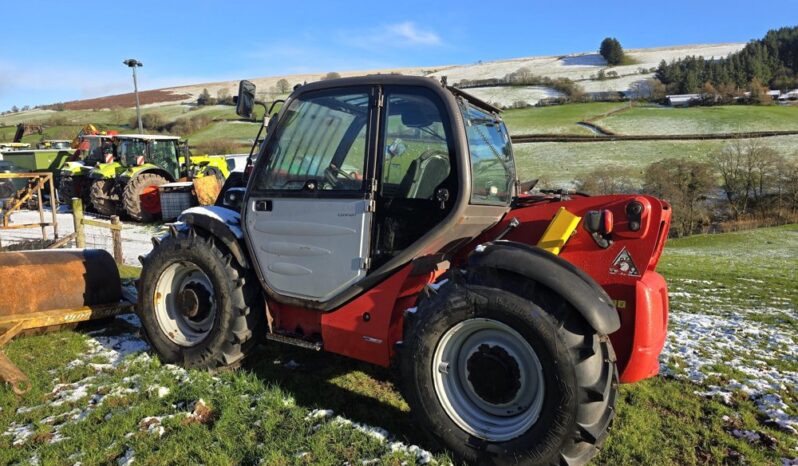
[295,74,502,114]
[114,134,179,141]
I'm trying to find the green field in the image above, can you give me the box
[513,134,798,186]
[597,105,798,135]
[1,226,796,465]
[502,102,626,135]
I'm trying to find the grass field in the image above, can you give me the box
[1,225,795,465]
[513,134,798,187]
[596,105,798,135]
[502,102,626,135]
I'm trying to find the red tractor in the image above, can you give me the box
[137,76,670,465]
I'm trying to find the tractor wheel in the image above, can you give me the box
[90,179,118,216]
[123,173,167,222]
[58,175,76,204]
[400,278,617,466]
[137,229,263,369]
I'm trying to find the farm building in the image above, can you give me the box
[666,94,702,106]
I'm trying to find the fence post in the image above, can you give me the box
[71,198,85,249]
[111,215,123,264]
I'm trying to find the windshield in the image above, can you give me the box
[118,139,148,166]
[460,101,515,205]
[254,89,370,192]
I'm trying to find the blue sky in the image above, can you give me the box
[1,0,793,111]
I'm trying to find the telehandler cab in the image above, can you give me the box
[137,76,671,465]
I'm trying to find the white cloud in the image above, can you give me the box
[385,22,441,46]
[337,21,443,50]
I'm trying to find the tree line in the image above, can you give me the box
[575,141,798,237]
[656,26,798,95]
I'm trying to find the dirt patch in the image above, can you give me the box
[60,90,191,111]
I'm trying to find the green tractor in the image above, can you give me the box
[59,134,117,208]
[88,134,229,222]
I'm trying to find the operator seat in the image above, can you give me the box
[397,151,450,199]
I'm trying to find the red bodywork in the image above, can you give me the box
[265,194,671,384]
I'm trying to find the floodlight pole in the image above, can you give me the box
[123,59,143,132]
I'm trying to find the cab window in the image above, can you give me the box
[461,102,515,205]
[150,140,179,178]
[255,89,370,192]
[381,93,451,200]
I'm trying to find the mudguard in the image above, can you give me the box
[89,162,123,180]
[61,161,85,176]
[176,206,249,269]
[467,240,621,334]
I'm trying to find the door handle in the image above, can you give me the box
[255,200,273,212]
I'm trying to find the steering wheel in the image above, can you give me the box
[324,163,356,189]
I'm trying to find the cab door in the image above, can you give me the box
[243,88,377,303]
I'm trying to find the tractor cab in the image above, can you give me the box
[239,76,514,306]
[76,135,116,165]
[116,134,181,180]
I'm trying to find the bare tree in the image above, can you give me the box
[276,79,291,93]
[321,72,341,81]
[644,159,715,236]
[710,140,785,218]
[575,166,637,195]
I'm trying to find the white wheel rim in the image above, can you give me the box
[153,261,217,347]
[432,318,545,442]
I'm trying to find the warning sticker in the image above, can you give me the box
[609,247,640,277]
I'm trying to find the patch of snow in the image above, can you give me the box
[661,281,798,435]
[2,422,35,446]
[2,208,158,266]
[147,385,170,399]
[178,205,243,238]
[117,448,135,466]
[305,409,334,420]
[464,86,564,107]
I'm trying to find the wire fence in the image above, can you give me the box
[0,200,158,266]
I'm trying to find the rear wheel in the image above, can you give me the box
[123,172,167,222]
[89,179,118,216]
[400,278,617,466]
[137,230,263,368]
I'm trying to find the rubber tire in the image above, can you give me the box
[137,229,263,369]
[58,175,76,205]
[400,274,617,466]
[90,179,118,216]
[123,172,168,222]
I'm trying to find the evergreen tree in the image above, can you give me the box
[599,37,624,66]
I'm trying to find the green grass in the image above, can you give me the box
[513,134,798,186]
[596,105,798,135]
[187,121,262,145]
[0,104,238,127]
[502,102,627,135]
[1,228,796,464]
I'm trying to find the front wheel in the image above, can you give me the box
[400,280,617,466]
[123,172,168,222]
[137,230,263,369]
[89,179,118,216]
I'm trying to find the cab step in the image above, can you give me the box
[266,332,322,351]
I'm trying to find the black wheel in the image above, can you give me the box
[400,275,617,466]
[89,179,118,216]
[137,229,263,369]
[123,172,168,222]
[202,166,226,185]
[58,175,77,204]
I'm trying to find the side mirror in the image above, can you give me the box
[236,80,256,118]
